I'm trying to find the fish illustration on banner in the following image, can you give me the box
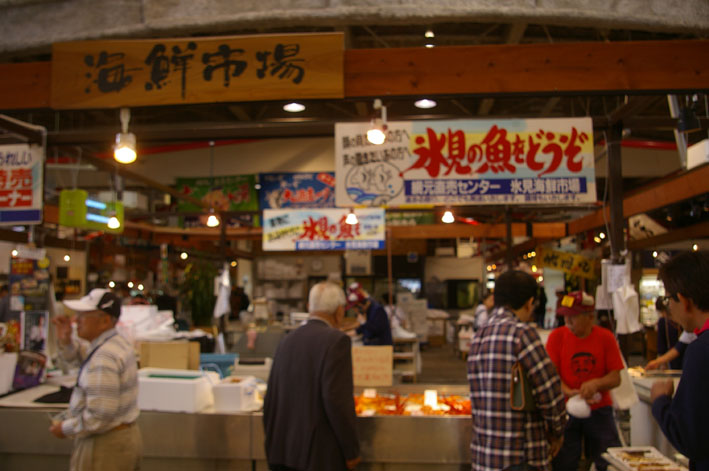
[259,172,335,209]
[335,118,595,207]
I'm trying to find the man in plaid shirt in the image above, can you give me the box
[468,270,567,471]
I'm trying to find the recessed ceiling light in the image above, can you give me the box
[283,102,305,113]
[415,98,437,109]
[425,44,435,48]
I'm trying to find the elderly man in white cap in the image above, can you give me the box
[50,288,141,471]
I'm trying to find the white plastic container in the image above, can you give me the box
[137,367,219,413]
[212,375,259,412]
[232,357,272,382]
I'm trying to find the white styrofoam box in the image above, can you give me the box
[687,138,709,170]
[232,357,272,382]
[0,352,18,395]
[138,367,219,413]
[212,375,259,412]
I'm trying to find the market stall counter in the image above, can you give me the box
[0,383,472,471]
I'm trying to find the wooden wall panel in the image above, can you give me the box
[0,62,51,109]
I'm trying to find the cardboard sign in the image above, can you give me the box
[352,345,393,387]
[538,247,596,279]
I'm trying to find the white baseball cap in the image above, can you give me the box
[63,288,121,318]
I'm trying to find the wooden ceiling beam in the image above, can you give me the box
[627,221,709,251]
[568,163,709,235]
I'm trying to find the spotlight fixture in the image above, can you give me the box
[425,43,435,48]
[180,252,188,260]
[594,236,602,244]
[652,251,658,258]
[108,281,116,288]
[345,208,359,225]
[230,260,238,268]
[114,108,137,164]
[366,98,388,145]
[63,254,71,262]
[441,209,455,224]
[127,281,134,289]
[138,283,144,291]
[11,249,18,257]
[693,243,699,251]
[599,232,606,239]
[414,98,437,109]
[425,29,435,38]
[283,102,305,113]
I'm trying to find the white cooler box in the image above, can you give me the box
[138,367,219,413]
[212,375,259,412]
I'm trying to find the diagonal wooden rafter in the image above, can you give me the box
[78,153,209,210]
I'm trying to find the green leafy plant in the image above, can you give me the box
[180,259,218,327]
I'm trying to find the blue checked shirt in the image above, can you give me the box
[467,307,567,471]
[58,328,139,438]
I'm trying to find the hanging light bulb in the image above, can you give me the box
[366,98,388,145]
[137,283,144,291]
[230,260,238,268]
[283,102,305,113]
[441,209,455,224]
[114,108,137,164]
[415,98,437,109]
[180,252,188,260]
[107,215,121,229]
[345,209,359,225]
[127,281,134,289]
[206,211,220,227]
[108,281,116,288]
[63,254,71,262]
[11,249,18,257]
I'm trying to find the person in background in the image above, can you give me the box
[468,270,566,471]
[546,291,624,471]
[347,282,392,346]
[50,288,141,471]
[534,284,547,327]
[646,296,696,370]
[651,251,709,471]
[263,281,360,471]
[473,291,494,331]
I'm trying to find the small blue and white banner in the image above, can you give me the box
[262,208,385,251]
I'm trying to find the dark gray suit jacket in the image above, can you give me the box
[263,319,360,471]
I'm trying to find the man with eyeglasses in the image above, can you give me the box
[651,251,709,471]
[50,288,141,471]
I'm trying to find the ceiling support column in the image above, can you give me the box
[607,124,625,263]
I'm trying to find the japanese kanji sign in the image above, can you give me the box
[259,172,335,209]
[51,33,344,109]
[0,144,43,225]
[335,117,595,207]
[538,247,596,279]
[352,345,393,387]
[262,208,385,251]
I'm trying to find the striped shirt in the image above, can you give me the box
[59,328,139,438]
[467,307,567,471]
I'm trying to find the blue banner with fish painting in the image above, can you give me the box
[259,172,335,209]
[334,117,595,207]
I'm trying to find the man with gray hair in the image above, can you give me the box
[264,281,360,471]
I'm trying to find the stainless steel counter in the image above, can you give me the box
[0,384,473,471]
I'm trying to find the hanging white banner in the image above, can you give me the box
[335,117,595,207]
[262,208,385,251]
[0,144,44,225]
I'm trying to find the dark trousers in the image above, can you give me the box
[552,406,621,471]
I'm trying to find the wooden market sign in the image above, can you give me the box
[538,247,596,279]
[50,33,344,109]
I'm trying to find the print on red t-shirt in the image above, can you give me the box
[546,325,624,410]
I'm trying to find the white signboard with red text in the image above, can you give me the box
[0,144,44,225]
[335,117,595,207]
[262,208,385,251]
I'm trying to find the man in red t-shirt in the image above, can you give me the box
[546,291,624,471]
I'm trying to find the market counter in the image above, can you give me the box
[629,375,680,458]
[0,384,473,471]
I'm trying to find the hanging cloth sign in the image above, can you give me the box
[335,117,595,207]
[262,208,385,251]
